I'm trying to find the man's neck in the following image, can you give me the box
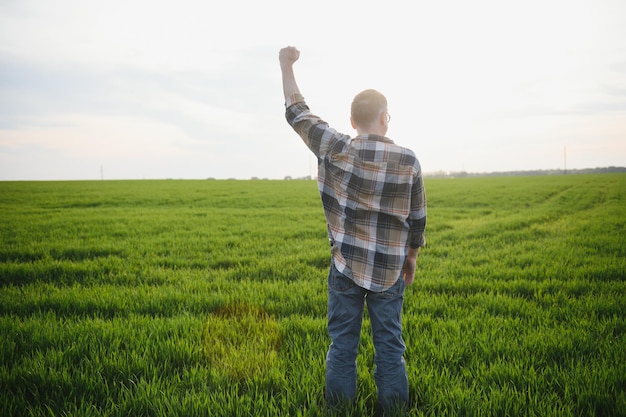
[356,127,387,136]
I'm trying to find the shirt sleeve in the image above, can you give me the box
[284,95,348,160]
[408,167,427,248]
[285,93,305,108]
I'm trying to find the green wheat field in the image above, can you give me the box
[1,174,625,416]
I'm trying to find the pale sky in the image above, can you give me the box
[1,0,625,180]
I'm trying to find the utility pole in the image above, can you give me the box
[563,146,567,174]
[101,165,104,180]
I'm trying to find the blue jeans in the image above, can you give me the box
[325,262,409,409]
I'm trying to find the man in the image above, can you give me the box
[279,46,426,411]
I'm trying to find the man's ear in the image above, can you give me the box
[350,117,357,130]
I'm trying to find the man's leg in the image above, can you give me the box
[326,263,365,404]
[367,277,409,410]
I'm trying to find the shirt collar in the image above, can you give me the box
[354,134,395,144]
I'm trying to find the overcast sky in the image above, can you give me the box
[1,0,625,180]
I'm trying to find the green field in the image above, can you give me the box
[1,174,625,416]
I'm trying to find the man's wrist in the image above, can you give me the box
[280,62,295,72]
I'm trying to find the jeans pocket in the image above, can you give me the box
[375,277,405,299]
[329,265,356,292]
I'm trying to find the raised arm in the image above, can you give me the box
[279,46,301,100]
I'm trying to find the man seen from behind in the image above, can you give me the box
[279,46,427,413]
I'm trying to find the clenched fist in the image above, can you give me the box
[279,46,300,68]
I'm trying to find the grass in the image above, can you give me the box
[0,174,624,416]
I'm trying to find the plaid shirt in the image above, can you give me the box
[285,93,426,291]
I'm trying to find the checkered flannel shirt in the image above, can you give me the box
[285,93,426,292]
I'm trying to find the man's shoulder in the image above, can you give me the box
[390,143,419,167]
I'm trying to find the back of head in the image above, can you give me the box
[351,89,388,128]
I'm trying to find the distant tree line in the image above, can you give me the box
[203,167,625,181]
[424,166,626,178]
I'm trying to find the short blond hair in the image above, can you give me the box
[351,89,387,127]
